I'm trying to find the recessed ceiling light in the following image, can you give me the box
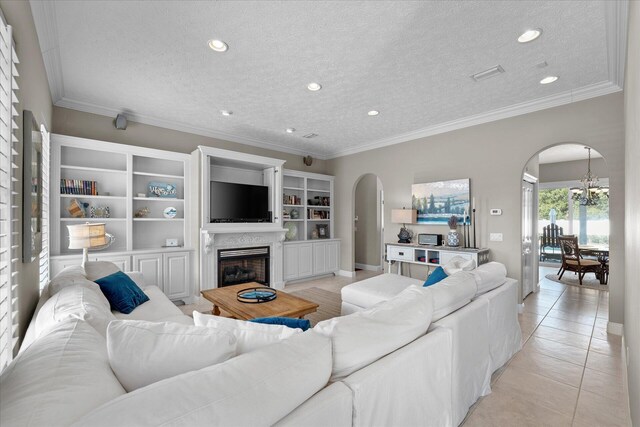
[540,76,558,84]
[518,28,542,43]
[208,39,228,52]
[221,110,233,116]
[368,110,379,116]
[285,128,295,133]
[307,82,322,91]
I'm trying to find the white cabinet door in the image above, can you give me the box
[326,240,340,272]
[283,244,299,281]
[94,254,131,272]
[163,252,190,300]
[298,243,313,278]
[313,241,328,275]
[132,254,163,288]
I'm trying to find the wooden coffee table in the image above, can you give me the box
[200,282,319,320]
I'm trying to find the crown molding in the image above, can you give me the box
[604,0,629,88]
[29,0,64,103]
[326,81,622,159]
[54,97,329,160]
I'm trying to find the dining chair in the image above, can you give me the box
[558,235,602,285]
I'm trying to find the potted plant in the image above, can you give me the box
[447,215,460,247]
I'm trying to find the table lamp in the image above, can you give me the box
[391,208,417,243]
[67,222,114,265]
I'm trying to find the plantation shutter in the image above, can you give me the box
[39,125,49,291]
[0,12,20,371]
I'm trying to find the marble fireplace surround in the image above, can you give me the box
[200,227,287,291]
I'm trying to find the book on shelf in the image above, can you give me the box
[307,209,330,220]
[60,179,98,195]
[283,194,301,205]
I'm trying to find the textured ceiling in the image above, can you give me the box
[31,1,625,159]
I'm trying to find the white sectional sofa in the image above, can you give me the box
[340,262,522,426]
[0,261,520,427]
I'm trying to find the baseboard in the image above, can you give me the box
[607,321,624,336]
[355,263,382,272]
[338,270,356,278]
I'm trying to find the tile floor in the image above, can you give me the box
[464,267,631,427]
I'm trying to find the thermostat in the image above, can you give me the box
[490,209,502,216]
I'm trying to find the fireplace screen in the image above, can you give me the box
[217,246,270,287]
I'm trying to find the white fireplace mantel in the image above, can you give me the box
[200,228,287,291]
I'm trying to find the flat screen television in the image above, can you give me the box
[210,181,270,223]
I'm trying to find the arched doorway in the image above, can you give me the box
[521,143,610,298]
[353,174,384,272]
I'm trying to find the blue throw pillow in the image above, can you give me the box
[249,316,311,331]
[94,271,150,314]
[424,266,448,287]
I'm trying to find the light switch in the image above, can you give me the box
[490,233,503,242]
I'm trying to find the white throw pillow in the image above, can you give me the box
[73,331,332,427]
[430,270,478,321]
[313,285,434,381]
[442,256,476,275]
[107,320,237,392]
[193,311,302,354]
[84,261,121,281]
[0,320,126,426]
[49,264,88,295]
[35,283,116,337]
[473,262,508,295]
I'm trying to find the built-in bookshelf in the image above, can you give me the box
[50,134,194,302]
[282,170,339,283]
[282,170,334,241]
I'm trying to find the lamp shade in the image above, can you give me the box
[391,209,417,224]
[67,223,108,249]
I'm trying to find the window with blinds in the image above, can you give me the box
[0,14,20,371]
[39,126,49,291]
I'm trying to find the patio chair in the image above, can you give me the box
[558,235,601,285]
[540,224,563,261]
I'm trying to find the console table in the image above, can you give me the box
[385,243,490,274]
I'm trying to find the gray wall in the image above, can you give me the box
[539,156,608,183]
[327,93,626,325]
[623,0,639,423]
[0,1,53,342]
[355,174,381,267]
[52,107,328,175]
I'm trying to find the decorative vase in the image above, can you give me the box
[447,229,460,247]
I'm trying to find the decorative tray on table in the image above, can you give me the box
[236,287,277,304]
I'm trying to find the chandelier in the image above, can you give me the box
[570,147,609,206]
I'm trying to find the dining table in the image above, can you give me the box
[579,244,610,284]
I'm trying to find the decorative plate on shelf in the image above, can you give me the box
[163,207,177,218]
[284,222,298,241]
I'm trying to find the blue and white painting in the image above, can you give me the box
[412,179,470,224]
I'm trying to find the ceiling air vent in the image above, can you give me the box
[302,133,318,139]
[470,65,505,82]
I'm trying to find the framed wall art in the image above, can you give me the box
[411,178,470,225]
[22,110,43,262]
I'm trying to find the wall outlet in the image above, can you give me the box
[489,233,503,242]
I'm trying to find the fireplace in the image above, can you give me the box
[217,246,270,287]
